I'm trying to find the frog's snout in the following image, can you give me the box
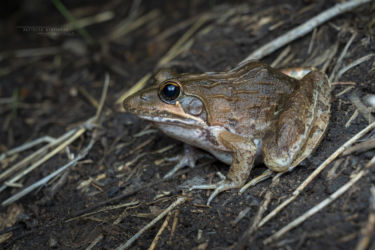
[123,94,138,113]
[123,89,157,114]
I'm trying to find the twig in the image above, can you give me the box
[258,120,375,229]
[239,0,371,63]
[71,178,165,217]
[343,138,375,156]
[116,13,212,106]
[157,14,211,67]
[234,177,279,249]
[329,32,357,82]
[307,28,317,54]
[66,200,139,222]
[148,212,171,250]
[336,53,375,81]
[350,93,375,123]
[2,135,92,207]
[271,46,291,67]
[355,186,375,250]
[335,86,355,97]
[153,16,200,42]
[115,197,188,250]
[345,109,359,128]
[264,156,375,244]
[321,42,339,73]
[77,86,99,108]
[332,81,356,86]
[95,73,110,123]
[168,210,179,244]
[0,134,68,182]
[63,11,114,32]
[69,160,202,218]
[86,234,103,250]
[0,128,84,193]
[0,127,86,192]
[110,10,160,40]
[237,191,273,249]
[231,207,251,226]
[0,136,55,162]
[239,169,274,194]
[1,73,110,205]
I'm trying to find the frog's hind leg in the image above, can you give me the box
[290,72,331,168]
[263,71,331,172]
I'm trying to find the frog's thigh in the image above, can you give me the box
[263,71,330,172]
[218,130,256,184]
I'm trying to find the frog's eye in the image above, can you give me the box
[159,81,181,103]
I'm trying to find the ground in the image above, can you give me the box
[1,0,375,249]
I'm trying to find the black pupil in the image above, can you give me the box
[162,84,180,100]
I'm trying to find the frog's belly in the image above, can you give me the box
[155,123,233,164]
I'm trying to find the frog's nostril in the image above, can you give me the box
[140,93,150,101]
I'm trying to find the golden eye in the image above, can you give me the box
[159,81,181,103]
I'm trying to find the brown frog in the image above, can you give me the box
[123,61,331,205]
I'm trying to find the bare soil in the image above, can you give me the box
[1,0,375,249]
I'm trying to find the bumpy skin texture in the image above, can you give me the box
[123,61,331,204]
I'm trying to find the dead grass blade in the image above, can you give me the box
[350,92,375,123]
[2,130,88,206]
[336,53,375,81]
[115,197,188,250]
[51,0,94,44]
[355,186,375,250]
[258,120,375,229]
[329,32,357,82]
[264,156,375,244]
[66,200,139,223]
[0,127,86,194]
[0,136,55,163]
[0,73,110,206]
[110,10,160,40]
[116,14,212,106]
[148,212,171,250]
[239,0,372,63]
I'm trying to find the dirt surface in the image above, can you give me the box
[1,0,375,249]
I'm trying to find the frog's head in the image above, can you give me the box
[123,69,208,128]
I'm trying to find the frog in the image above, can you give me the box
[123,61,331,205]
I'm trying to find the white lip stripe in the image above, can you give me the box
[139,115,206,126]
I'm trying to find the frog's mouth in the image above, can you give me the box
[139,114,206,127]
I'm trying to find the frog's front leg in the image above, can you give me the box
[163,145,207,179]
[190,130,256,205]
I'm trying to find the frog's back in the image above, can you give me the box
[178,62,299,138]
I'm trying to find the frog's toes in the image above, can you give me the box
[163,156,190,179]
[190,179,241,205]
[163,145,207,179]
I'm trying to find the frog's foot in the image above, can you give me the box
[163,145,207,179]
[190,174,241,205]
